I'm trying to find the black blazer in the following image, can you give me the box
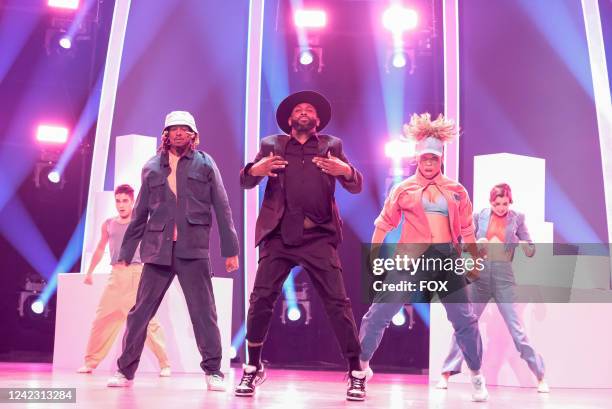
[240,134,363,246]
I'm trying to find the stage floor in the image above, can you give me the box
[0,363,610,409]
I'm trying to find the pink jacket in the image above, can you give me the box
[374,171,476,247]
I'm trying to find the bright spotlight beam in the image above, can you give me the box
[59,36,72,49]
[299,50,314,65]
[36,125,69,144]
[392,310,406,326]
[382,7,418,33]
[294,10,327,28]
[48,170,61,184]
[31,300,45,315]
[48,0,80,10]
[288,308,302,322]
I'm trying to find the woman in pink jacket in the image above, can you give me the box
[358,113,488,402]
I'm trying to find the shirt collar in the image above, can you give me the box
[161,148,194,166]
[290,132,320,143]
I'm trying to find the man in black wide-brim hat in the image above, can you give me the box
[236,90,367,401]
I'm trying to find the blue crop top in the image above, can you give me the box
[422,194,449,216]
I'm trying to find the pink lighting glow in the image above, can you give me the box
[294,9,327,28]
[384,139,415,159]
[48,0,80,10]
[382,6,418,33]
[36,125,69,144]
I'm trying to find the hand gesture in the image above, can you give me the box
[249,152,288,177]
[312,151,352,177]
[225,256,240,272]
[83,273,93,285]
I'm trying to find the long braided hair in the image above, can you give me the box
[158,127,200,153]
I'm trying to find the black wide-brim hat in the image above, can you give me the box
[276,90,331,135]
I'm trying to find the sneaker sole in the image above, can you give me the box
[235,391,255,397]
[107,383,131,388]
[346,395,365,401]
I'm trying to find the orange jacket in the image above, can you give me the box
[374,171,476,248]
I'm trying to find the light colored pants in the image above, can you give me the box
[359,245,482,371]
[440,261,545,379]
[83,264,169,369]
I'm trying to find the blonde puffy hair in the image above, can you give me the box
[402,113,458,143]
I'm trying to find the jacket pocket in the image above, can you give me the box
[186,210,212,226]
[187,170,211,201]
[148,176,166,204]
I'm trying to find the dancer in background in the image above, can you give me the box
[436,183,548,393]
[358,113,488,402]
[79,184,171,377]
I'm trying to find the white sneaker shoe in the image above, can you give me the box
[206,374,226,392]
[471,374,488,402]
[363,366,374,382]
[107,372,132,387]
[346,370,367,401]
[435,376,449,389]
[159,367,172,377]
[76,365,93,374]
[537,379,550,393]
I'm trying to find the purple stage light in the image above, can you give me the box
[58,36,72,49]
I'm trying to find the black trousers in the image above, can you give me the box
[117,248,222,379]
[246,231,361,364]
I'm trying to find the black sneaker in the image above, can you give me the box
[346,370,367,401]
[235,364,266,397]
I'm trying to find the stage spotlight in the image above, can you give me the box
[31,300,45,315]
[58,36,72,49]
[385,48,416,74]
[382,6,418,33]
[283,304,307,326]
[36,125,69,144]
[392,51,407,68]
[299,49,314,65]
[294,47,323,73]
[45,30,76,56]
[384,139,416,159]
[48,0,80,10]
[288,307,302,322]
[392,310,406,326]
[34,162,65,191]
[294,9,327,29]
[23,295,50,321]
[18,274,51,321]
[47,170,61,184]
[229,346,237,360]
